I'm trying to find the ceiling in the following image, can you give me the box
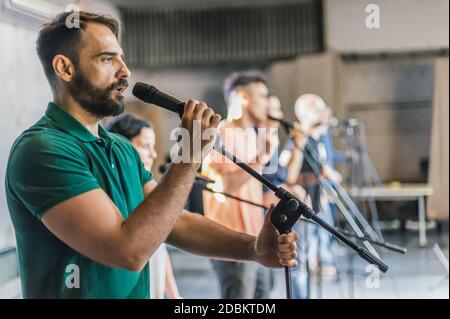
[111,0,313,9]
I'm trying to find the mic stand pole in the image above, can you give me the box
[286,132,380,256]
[277,121,381,250]
[333,227,407,254]
[199,184,268,210]
[280,124,381,299]
[131,84,389,299]
[196,179,404,300]
[213,138,389,299]
[196,177,407,255]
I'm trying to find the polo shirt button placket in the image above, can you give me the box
[97,139,104,147]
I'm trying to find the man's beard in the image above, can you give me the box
[68,70,128,118]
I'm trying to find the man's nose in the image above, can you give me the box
[117,58,131,79]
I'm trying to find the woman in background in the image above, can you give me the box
[107,114,182,299]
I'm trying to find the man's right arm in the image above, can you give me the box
[42,163,197,272]
[41,100,221,272]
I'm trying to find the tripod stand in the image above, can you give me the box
[340,120,384,239]
[340,119,389,297]
[132,82,389,299]
[195,177,404,298]
[273,116,404,298]
[430,243,449,291]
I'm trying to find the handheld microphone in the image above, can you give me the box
[268,115,323,135]
[132,82,185,118]
[158,162,171,174]
[267,115,294,131]
[133,82,226,152]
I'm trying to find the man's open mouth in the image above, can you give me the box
[113,84,128,95]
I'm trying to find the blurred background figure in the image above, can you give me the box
[277,93,337,298]
[298,93,337,277]
[260,92,312,295]
[261,93,309,214]
[107,114,182,299]
[202,71,272,299]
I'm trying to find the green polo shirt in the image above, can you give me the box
[5,102,153,299]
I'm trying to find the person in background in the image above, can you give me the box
[261,93,309,209]
[278,93,337,298]
[317,107,347,220]
[259,93,311,294]
[202,71,275,299]
[107,114,182,299]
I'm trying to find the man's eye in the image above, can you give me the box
[102,57,113,63]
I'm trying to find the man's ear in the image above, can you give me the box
[52,54,75,83]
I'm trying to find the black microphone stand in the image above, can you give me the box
[195,178,402,299]
[195,177,403,297]
[132,83,389,299]
[277,120,380,249]
[195,178,406,255]
[275,118,407,298]
[213,139,389,299]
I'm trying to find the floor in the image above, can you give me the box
[1,228,448,299]
[169,229,449,299]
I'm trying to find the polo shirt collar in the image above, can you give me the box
[45,102,113,143]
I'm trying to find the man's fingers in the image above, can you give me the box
[184,99,198,118]
[278,231,299,244]
[210,114,221,128]
[278,242,296,253]
[279,258,298,268]
[193,101,208,120]
[202,107,214,127]
[181,99,198,128]
[277,250,297,260]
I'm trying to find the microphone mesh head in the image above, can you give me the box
[132,82,158,102]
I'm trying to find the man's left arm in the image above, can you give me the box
[167,209,297,268]
[142,181,298,268]
[167,211,256,262]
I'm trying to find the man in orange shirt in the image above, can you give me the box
[203,72,276,298]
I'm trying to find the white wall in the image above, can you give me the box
[0,20,52,248]
[325,0,449,53]
[0,0,119,248]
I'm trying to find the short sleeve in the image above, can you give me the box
[138,156,153,186]
[283,139,295,152]
[6,134,100,220]
[141,163,153,186]
[127,143,153,186]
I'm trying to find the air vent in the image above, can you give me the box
[121,1,324,66]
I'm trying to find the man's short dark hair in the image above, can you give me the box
[107,113,151,141]
[36,11,119,88]
[223,71,269,104]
